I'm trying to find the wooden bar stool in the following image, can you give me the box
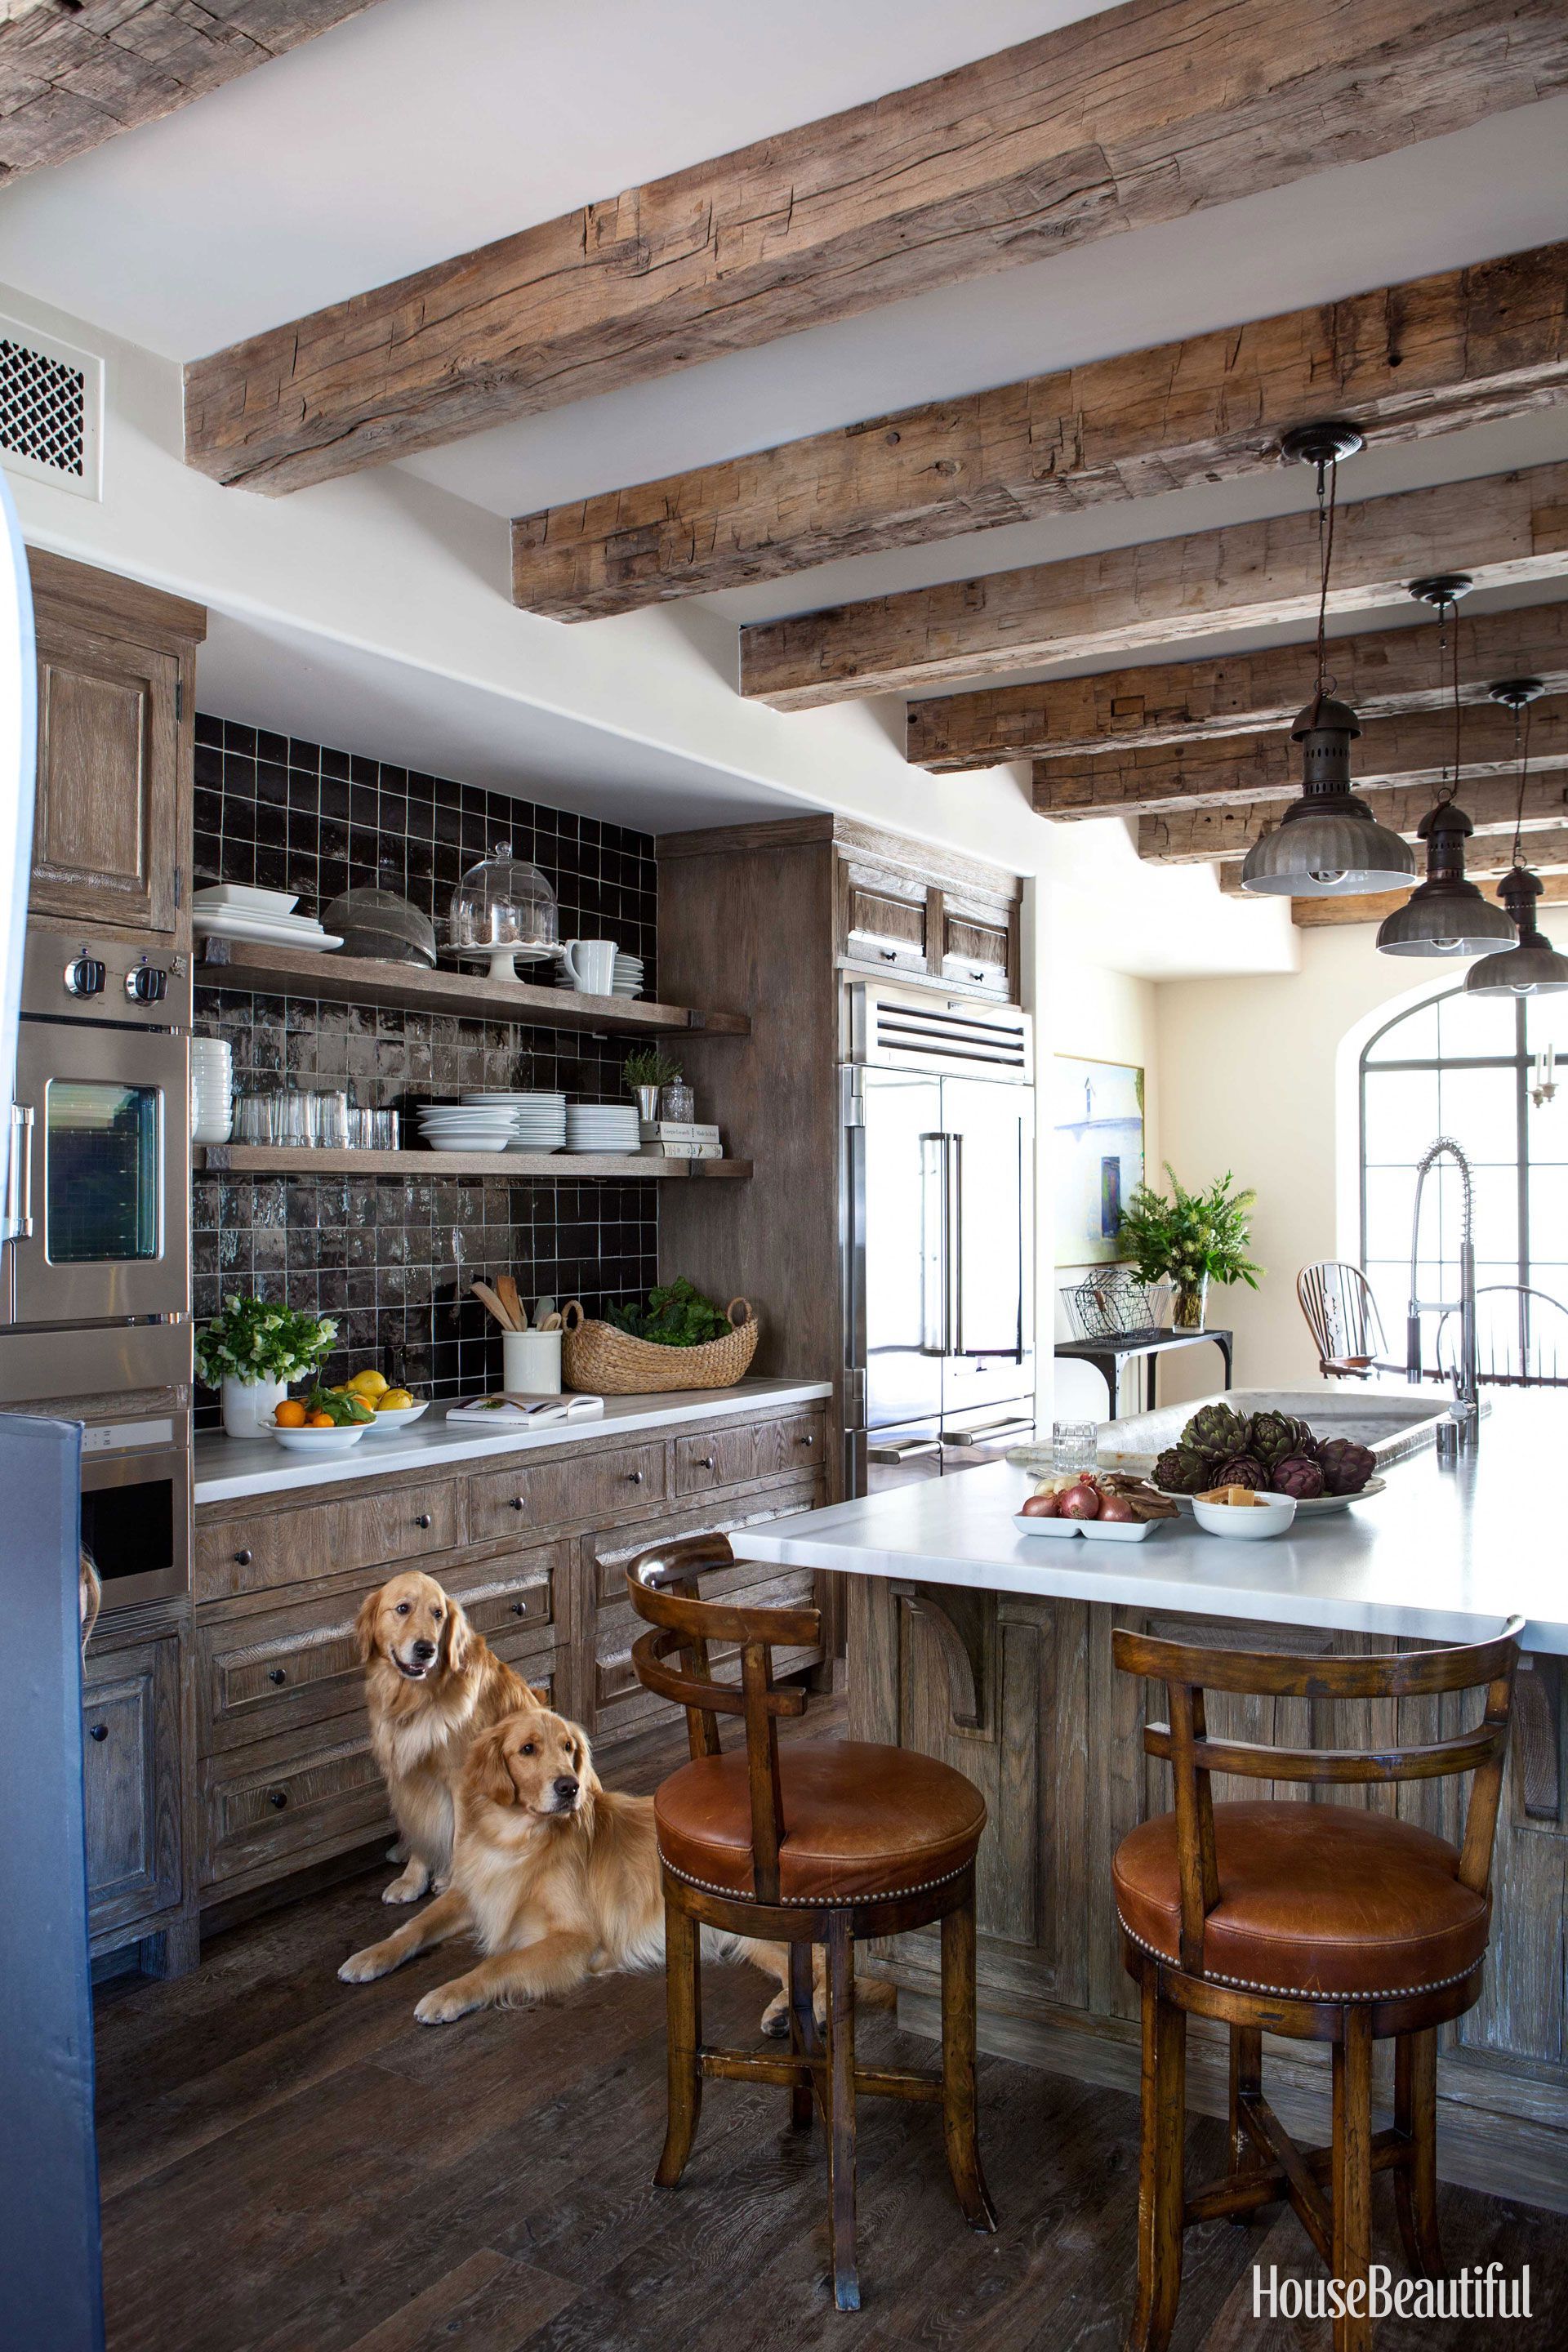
[627,1534,997,2310]
[1111,1616,1522,2352]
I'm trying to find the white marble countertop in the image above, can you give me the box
[194,1379,832,1504]
[743,1392,1568,1654]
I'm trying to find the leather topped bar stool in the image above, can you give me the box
[627,1533,997,2310]
[1111,1617,1522,2352]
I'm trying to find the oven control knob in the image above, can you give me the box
[125,964,168,1004]
[64,956,106,999]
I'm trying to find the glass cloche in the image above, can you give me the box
[448,842,559,981]
[322,882,437,967]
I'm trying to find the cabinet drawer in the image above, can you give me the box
[941,906,1012,996]
[843,865,929,975]
[200,1720,388,1889]
[197,1543,564,1754]
[82,1633,182,1936]
[675,1410,825,1496]
[194,1480,466,1601]
[468,1442,666,1544]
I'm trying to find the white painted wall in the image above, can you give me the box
[1151,913,1568,1410]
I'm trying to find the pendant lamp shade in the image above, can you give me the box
[1375,803,1517,957]
[1240,694,1416,897]
[1466,866,1568,995]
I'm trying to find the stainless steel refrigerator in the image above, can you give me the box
[841,983,1034,1495]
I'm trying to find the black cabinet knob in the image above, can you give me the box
[88,1723,108,1743]
[880,947,897,960]
[797,1432,815,1446]
[510,1599,528,1617]
[414,1512,432,1530]
[509,1496,525,1512]
[268,1668,287,1686]
[125,964,168,1004]
[696,1455,715,1472]
[626,1469,644,1484]
[64,956,105,999]
[234,1548,252,1566]
[268,1789,288,1810]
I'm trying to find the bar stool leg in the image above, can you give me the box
[656,1895,702,2189]
[1331,2008,1374,2352]
[788,1939,817,2131]
[1127,1958,1185,2352]
[1227,2025,1263,2225]
[1393,2026,1442,2279]
[941,1895,997,2230]
[825,1911,860,2311]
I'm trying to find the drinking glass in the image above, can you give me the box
[234,1093,276,1146]
[1052,1420,1098,1472]
[347,1107,374,1149]
[372,1109,400,1152]
[313,1090,350,1151]
[276,1091,314,1149]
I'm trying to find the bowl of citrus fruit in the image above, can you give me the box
[268,1370,425,1452]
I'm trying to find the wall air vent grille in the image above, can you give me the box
[854,983,1031,1081]
[0,318,101,500]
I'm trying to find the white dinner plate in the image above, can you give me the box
[194,911,342,951]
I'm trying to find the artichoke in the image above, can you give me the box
[1247,1410,1316,1468]
[1271,1452,1325,1500]
[1154,1445,1216,1495]
[1315,1437,1376,1495]
[1182,1403,1253,1462]
[1214,1455,1269,1491]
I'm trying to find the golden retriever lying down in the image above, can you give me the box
[340,1703,813,2031]
[358,1570,543,1906]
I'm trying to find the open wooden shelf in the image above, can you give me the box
[195,1145,749,1181]
[194,939,747,1036]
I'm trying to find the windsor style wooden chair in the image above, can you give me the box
[627,1532,996,2310]
[1111,1616,1522,2352]
[1297,1261,1390,1379]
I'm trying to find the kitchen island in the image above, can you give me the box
[744,1393,1568,2212]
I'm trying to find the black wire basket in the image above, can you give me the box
[1061,1271,1165,1342]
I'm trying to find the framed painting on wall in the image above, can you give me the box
[1054,1054,1145,1267]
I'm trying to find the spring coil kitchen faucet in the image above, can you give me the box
[1406,1134,1478,1432]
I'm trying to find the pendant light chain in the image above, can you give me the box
[1509,697,1533,871]
[1435,592,1461,809]
[1312,452,1338,702]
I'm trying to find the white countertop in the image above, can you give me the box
[194,1379,832,1504]
[742,1392,1568,1654]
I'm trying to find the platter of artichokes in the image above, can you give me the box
[1153,1404,1383,1513]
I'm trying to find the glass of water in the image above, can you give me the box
[1052,1420,1098,1472]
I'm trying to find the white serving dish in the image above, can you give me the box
[362,1400,430,1435]
[1159,1477,1383,1517]
[193,911,342,951]
[267,1419,371,1454]
[1193,1493,1298,1540]
[1013,1510,1158,1542]
[191,885,301,915]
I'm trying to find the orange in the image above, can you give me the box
[307,1410,336,1429]
[274,1400,307,1428]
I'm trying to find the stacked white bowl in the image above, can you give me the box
[190,1036,234,1144]
[612,951,644,998]
[416,1101,519,1153]
[564,1100,641,1153]
[461,1089,566,1152]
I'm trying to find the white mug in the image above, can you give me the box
[560,938,616,996]
[502,1329,562,1396]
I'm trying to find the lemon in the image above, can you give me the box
[347,1369,389,1397]
[377,1389,414,1412]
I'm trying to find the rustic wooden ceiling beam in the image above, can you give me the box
[0,1,383,182]
[184,0,1568,494]
[1037,700,1568,819]
[1142,768,1568,864]
[741,461,1568,709]
[907,599,1568,771]
[513,239,1568,621]
[1225,862,1568,924]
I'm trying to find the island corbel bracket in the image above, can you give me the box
[894,1583,991,1733]
[1516,1655,1562,1824]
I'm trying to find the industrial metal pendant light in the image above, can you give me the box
[1467,680,1568,996]
[1241,423,1415,898]
[1375,581,1516,958]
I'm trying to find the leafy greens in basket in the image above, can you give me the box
[605,1278,735,1348]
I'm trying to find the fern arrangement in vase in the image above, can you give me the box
[1115,1166,1263,1331]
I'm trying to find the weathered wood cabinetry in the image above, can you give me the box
[82,1597,199,1977]
[851,1579,1568,2212]
[26,550,204,942]
[193,1399,827,1907]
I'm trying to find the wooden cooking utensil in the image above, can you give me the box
[538,1311,563,1332]
[470,1280,518,1330]
[497,1274,525,1329]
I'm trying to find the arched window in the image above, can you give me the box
[1359,982,1568,1381]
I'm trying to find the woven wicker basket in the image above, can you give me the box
[561,1297,759,1395]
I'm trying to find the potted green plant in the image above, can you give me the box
[194,1294,339,1437]
[1115,1166,1263,1332]
[622,1045,682,1125]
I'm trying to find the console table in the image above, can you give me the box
[1054,1325,1232,1418]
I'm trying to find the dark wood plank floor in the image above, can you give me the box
[96,1707,1568,2352]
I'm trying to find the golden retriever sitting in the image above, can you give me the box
[339,1704,803,2030]
[356,1569,541,1906]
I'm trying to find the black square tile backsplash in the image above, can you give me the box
[192,715,662,1428]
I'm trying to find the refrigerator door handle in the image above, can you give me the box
[945,1132,964,1358]
[919,1132,948,1355]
